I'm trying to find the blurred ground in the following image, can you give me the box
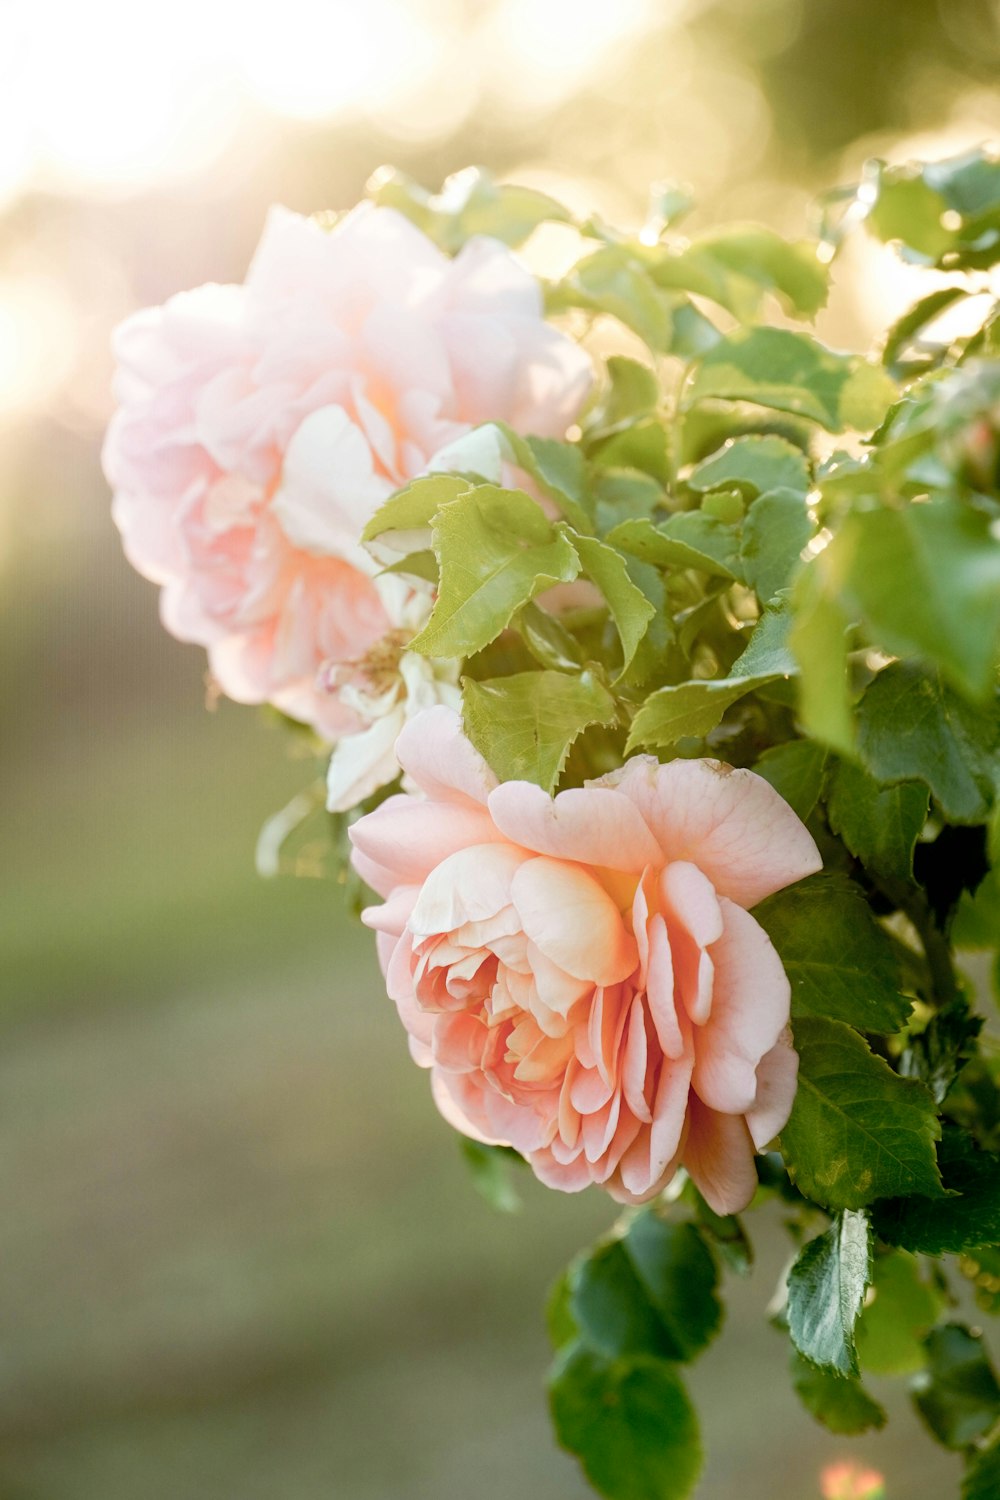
[4,1,1000,1495]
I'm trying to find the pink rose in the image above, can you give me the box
[350,707,822,1214]
[103,204,592,737]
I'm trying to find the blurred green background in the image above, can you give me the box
[3,0,998,1493]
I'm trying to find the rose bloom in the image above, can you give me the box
[350,707,822,1213]
[323,575,461,813]
[103,204,591,737]
[821,1462,886,1500]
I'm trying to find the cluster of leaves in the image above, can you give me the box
[282,151,1000,1498]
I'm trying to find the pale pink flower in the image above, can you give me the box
[821,1462,886,1500]
[104,204,591,737]
[323,575,461,812]
[349,707,822,1213]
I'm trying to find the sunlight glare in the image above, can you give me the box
[233,0,440,122]
[0,275,78,417]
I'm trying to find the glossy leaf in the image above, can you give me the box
[753,740,829,821]
[873,1130,1000,1256]
[827,759,930,884]
[787,1210,872,1376]
[569,1218,722,1366]
[754,874,912,1033]
[782,1017,942,1210]
[856,665,1000,825]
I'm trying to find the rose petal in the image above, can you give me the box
[511,857,638,985]
[487,781,662,871]
[690,899,791,1116]
[605,756,822,907]
[683,1094,758,1215]
[395,706,499,807]
[746,1028,800,1149]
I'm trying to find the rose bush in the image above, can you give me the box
[350,705,821,1213]
[103,203,591,736]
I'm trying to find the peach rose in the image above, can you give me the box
[104,204,592,737]
[350,707,822,1213]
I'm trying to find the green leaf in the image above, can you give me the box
[790,1352,887,1435]
[753,740,829,821]
[739,487,815,603]
[864,149,1000,270]
[651,225,828,320]
[569,532,656,676]
[881,286,970,370]
[754,874,912,1033]
[411,486,581,658]
[361,472,471,544]
[547,1270,578,1352]
[626,675,776,753]
[856,664,1000,825]
[458,1140,523,1214]
[684,327,897,433]
[549,1347,702,1500]
[491,424,594,535]
[873,1130,1000,1256]
[686,1188,753,1275]
[462,669,616,792]
[626,602,796,751]
[856,1250,946,1376]
[787,1210,872,1377]
[827,759,930,884]
[596,356,660,430]
[607,514,739,579]
[782,1017,942,1210]
[688,433,811,498]
[569,1217,721,1366]
[592,469,665,533]
[954,864,1000,949]
[912,1324,1000,1450]
[731,599,799,679]
[367,164,572,250]
[829,503,1000,702]
[515,600,583,673]
[789,566,854,755]
[594,419,671,486]
[622,1216,723,1362]
[964,1432,1000,1499]
[550,246,679,353]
